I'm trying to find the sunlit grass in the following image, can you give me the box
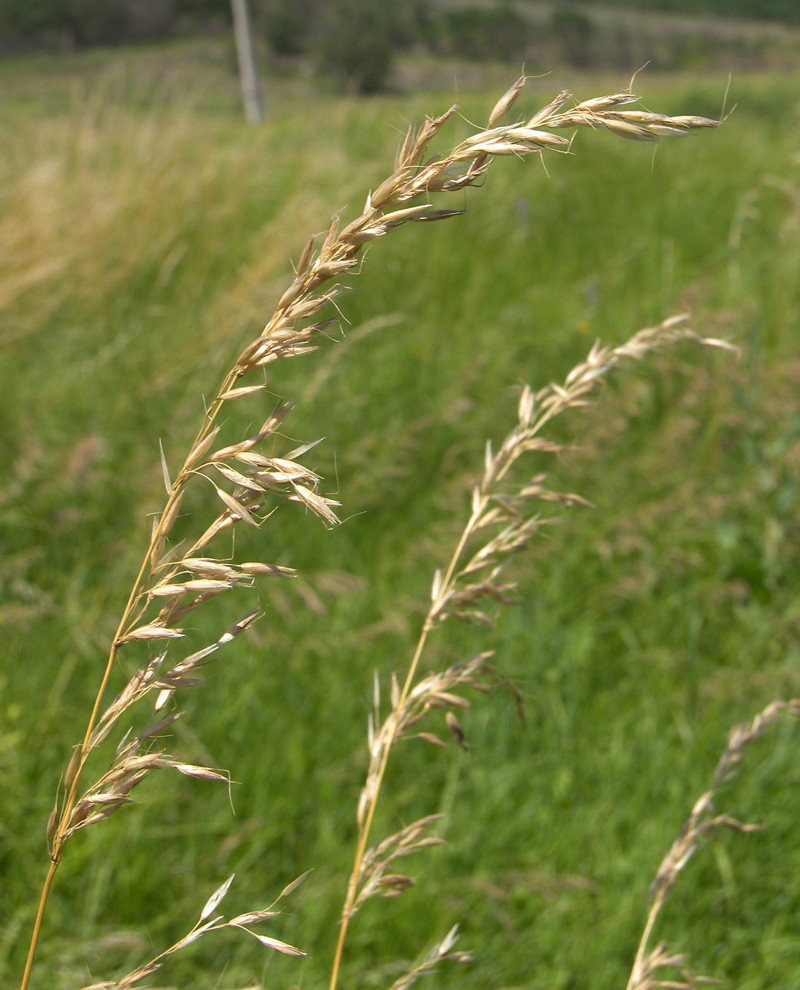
[2,41,800,990]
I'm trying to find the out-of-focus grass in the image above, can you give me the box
[2,41,800,990]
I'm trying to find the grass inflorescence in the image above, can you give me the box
[3,44,800,990]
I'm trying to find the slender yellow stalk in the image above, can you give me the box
[20,389,232,990]
[329,628,431,990]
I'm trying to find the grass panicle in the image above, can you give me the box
[21,72,793,990]
[627,699,800,990]
[329,317,737,990]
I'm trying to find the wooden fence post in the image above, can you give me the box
[231,0,264,124]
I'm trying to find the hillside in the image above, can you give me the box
[3,38,800,990]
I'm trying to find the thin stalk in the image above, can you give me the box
[19,863,57,990]
[625,892,665,990]
[329,629,430,990]
[20,384,234,990]
[328,508,479,990]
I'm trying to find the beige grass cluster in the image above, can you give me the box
[627,698,800,990]
[22,74,783,990]
[329,316,739,990]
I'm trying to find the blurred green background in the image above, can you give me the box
[3,3,800,989]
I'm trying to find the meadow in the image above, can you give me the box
[2,38,800,990]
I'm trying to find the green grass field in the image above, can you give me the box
[2,39,800,990]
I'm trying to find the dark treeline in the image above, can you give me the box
[577,0,799,20]
[1,0,798,89]
[0,0,229,50]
